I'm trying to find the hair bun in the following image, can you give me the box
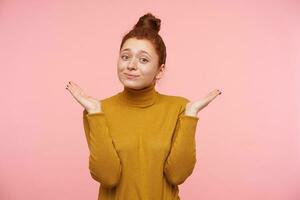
[133,12,161,33]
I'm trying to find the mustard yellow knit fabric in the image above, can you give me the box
[82,83,199,200]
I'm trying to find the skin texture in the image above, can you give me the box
[66,38,222,116]
[117,37,165,90]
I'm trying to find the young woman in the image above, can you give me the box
[66,12,222,200]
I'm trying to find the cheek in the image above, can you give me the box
[139,66,157,77]
[117,60,126,71]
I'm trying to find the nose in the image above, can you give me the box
[127,58,137,70]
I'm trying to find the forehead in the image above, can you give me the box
[121,38,156,56]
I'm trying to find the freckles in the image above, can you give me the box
[118,63,127,70]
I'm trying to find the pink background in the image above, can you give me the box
[1,0,299,199]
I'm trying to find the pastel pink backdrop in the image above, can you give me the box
[1,0,299,199]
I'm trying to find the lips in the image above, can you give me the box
[124,73,139,77]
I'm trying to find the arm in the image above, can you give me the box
[164,99,199,185]
[82,109,122,188]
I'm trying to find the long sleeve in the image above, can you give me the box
[164,101,199,185]
[82,109,122,188]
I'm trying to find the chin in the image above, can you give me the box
[119,78,136,86]
[123,80,149,90]
[123,82,141,89]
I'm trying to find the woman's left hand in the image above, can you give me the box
[185,89,222,117]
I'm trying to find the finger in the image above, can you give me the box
[68,81,77,91]
[209,89,222,98]
[67,83,77,94]
[66,85,74,95]
[71,84,86,98]
[68,82,80,94]
[69,81,76,87]
[208,92,221,102]
[66,83,72,91]
[70,81,79,89]
[66,84,75,95]
[68,84,75,94]
[206,91,218,99]
[70,81,85,94]
[68,86,81,100]
[204,94,218,103]
[216,89,222,95]
[66,83,71,90]
[207,90,217,97]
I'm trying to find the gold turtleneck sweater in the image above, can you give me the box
[82,83,199,200]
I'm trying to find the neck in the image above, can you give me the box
[117,83,159,108]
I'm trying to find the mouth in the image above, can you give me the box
[124,73,140,79]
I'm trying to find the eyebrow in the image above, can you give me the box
[121,48,152,58]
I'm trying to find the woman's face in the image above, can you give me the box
[117,38,165,90]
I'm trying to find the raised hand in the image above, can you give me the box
[66,81,102,114]
[185,89,222,117]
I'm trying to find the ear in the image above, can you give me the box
[156,64,165,80]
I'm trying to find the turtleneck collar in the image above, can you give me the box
[117,83,159,108]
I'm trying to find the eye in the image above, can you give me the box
[121,55,129,60]
[140,58,149,63]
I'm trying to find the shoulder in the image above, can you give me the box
[99,93,118,103]
[158,93,191,117]
[158,92,190,105]
[157,93,190,115]
[97,93,121,110]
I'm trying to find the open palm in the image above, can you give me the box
[66,81,101,113]
[185,89,222,116]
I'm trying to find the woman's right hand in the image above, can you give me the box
[66,81,102,114]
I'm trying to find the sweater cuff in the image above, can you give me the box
[179,115,199,133]
[181,114,199,120]
[85,112,106,127]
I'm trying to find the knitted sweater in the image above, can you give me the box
[82,83,199,200]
